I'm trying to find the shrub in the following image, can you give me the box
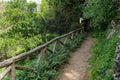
[90,31,118,80]
[17,33,86,80]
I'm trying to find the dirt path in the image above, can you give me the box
[58,36,93,80]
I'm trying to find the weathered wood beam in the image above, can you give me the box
[9,63,16,80]
[67,36,72,44]
[53,41,58,53]
[75,31,78,36]
[35,47,47,68]
[71,33,74,40]
[68,36,72,40]
[15,65,34,72]
[58,40,65,46]
[47,48,53,53]
[64,36,68,44]
[0,66,11,80]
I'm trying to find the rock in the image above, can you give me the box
[107,29,115,39]
[114,41,120,80]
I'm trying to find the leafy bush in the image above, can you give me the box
[17,33,86,80]
[0,0,58,58]
[83,0,117,29]
[89,31,118,80]
[0,0,87,59]
[0,33,58,58]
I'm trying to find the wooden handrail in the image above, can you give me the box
[0,27,84,80]
[15,65,34,72]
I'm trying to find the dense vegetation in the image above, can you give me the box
[90,30,118,80]
[17,33,86,80]
[83,0,120,79]
[0,0,120,79]
[0,0,58,58]
[2,33,86,80]
[83,0,120,29]
[0,0,85,58]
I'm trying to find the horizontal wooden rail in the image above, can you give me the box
[15,65,34,72]
[0,27,84,80]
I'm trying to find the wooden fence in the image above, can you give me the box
[0,28,84,80]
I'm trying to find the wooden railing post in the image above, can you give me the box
[58,39,65,46]
[35,47,47,68]
[68,34,72,41]
[9,62,16,80]
[71,33,74,40]
[53,40,58,53]
[75,31,78,36]
[64,36,68,44]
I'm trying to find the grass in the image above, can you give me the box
[89,30,118,80]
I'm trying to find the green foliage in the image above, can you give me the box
[0,34,42,57]
[17,33,87,80]
[43,0,85,33]
[3,0,38,37]
[0,0,58,58]
[83,0,118,29]
[1,0,119,79]
[0,0,86,58]
[89,31,118,80]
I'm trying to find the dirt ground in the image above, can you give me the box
[58,36,93,80]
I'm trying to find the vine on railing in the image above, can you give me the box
[0,28,84,80]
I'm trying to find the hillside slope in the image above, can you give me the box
[89,29,118,80]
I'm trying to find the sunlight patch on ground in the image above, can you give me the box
[63,70,80,80]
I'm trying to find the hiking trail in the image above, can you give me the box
[58,36,93,80]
